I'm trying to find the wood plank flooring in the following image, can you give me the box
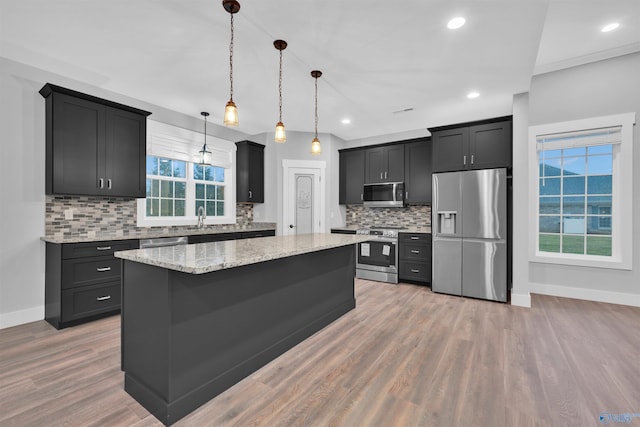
[2,279,639,426]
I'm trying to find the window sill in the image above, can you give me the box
[530,252,631,271]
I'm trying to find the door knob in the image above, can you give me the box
[289,224,294,228]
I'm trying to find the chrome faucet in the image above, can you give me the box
[197,205,206,228]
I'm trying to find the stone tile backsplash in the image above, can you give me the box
[345,204,431,229]
[45,196,257,240]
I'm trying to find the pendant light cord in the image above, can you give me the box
[314,76,318,138]
[229,13,234,101]
[278,49,283,122]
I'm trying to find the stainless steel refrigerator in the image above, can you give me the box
[432,168,507,302]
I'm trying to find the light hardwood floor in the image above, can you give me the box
[1,279,639,426]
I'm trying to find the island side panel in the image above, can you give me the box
[122,244,356,426]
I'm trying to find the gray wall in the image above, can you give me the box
[513,52,640,305]
[0,58,249,328]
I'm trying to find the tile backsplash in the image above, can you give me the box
[45,196,256,240]
[345,204,431,229]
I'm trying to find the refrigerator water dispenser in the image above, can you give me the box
[437,211,457,235]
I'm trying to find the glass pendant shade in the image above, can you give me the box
[275,121,286,143]
[198,145,212,165]
[224,100,239,127]
[311,137,321,154]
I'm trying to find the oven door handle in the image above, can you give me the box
[361,237,397,244]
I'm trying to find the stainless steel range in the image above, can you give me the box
[355,226,405,284]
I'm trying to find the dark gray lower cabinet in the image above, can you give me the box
[45,239,138,329]
[398,232,431,283]
[187,229,275,244]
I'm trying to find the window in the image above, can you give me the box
[137,120,236,227]
[529,113,635,270]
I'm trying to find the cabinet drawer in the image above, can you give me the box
[62,257,121,289]
[399,261,431,283]
[61,282,120,322]
[400,243,431,261]
[399,233,431,243]
[62,239,138,259]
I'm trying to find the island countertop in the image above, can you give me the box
[115,233,371,274]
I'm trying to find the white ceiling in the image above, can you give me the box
[1,0,639,141]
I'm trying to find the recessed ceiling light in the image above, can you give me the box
[601,22,620,33]
[467,91,480,99]
[341,118,351,125]
[447,17,466,30]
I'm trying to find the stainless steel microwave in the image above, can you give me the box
[363,182,405,207]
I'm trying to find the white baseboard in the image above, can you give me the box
[0,306,44,329]
[510,292,531,307]
[528,282,640,307]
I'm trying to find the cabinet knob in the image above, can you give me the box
[289,224,294,229]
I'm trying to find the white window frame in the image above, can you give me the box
[137,120,236,227]
[528,112,635,270]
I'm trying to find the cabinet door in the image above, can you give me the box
[468,121,512,170]
[51,93,103,195]
[248,144,264,202]
[404,140,431,204]
[339,150,365,204]
[364,147,386,183]
[105,107,147,197]
[431,127,469,172]
[385,145,405,182]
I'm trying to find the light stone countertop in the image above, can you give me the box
[330,226,431,234]
[115,233,372,275]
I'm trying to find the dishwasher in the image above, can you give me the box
[139,236,189,249]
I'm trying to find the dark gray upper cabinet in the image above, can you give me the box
[430,117,512,173]
[40,83,150,198]
[236,140,264,203]
[404,138,432,204]
[364,145,405,183]
[339,149,365,204]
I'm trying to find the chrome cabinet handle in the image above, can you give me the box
[410,250,420,254]
[97,295,111,301]
[471,154,474,164]
[410,236,420,240]
[411,269,420,273]
[406,191,408,199]
[463,155,467,165]
[107,178,112,189]
[99,178,104,189]
[96,246,111,251]
[360,193,363,201]
[96,267,111,272]
[385,171,388,179]
[380,172,383,179]
[249,190,252,199]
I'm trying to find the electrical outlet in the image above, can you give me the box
[64,208,74,220]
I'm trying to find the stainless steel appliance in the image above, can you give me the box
[139,236,188,249]
[363,182,405,208]
[432,168,507,302]
[355,226,403,283]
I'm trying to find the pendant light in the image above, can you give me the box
[310,70,322,155]
[273,39,287,143]
[198,112,212,165]
[223,0,240,126]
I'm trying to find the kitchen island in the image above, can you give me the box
[115,233,369,426]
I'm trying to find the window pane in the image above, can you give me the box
[194,164,204,180]
[587,196,612,214]
[175,182,186,198]
[206,201,215,216]
[147,156,158,175]
[587,154,612,175]
[214,167,225,182]
[151,179,159,197]
[562,196,584,215]
[204,166,214,181]
[563,147,586,157]
[206,184,216,200]
[147,198,158,216]
[587,216,611,234]
[539,216,560,233]
[216,202,224,216]
[542,149,562,159]
[562,216,584,235]
[586,236,612,256]
[539,197,560,214]
[563,176,585,195]
[175,200,185,216]
[587,175,612,195]
[173,160,186,178]
[195,183,205,199]
[216,185,224,200]
[539,158,562,177]
[160,180,173,198]
[160,199,173,216]
[146,179,152,197]
[562,235,584,254]
[562,156,585,175]
[539,234,560,253]
[588,145,612,155]
[540,178,560,195]
[159,159,173,176]
[195,200,204,213]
